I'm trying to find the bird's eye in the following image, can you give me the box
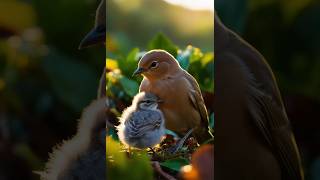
[150,61,158,69]
[146,100,151,104]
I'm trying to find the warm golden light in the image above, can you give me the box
[163,0,214,11]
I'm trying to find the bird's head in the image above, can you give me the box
[133,50,181,80]
[79,0,106,49]
[133,92,163,110]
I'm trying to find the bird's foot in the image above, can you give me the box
[149,147,163,161]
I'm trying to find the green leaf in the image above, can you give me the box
[160,157,190,172]
[125,48,140,77]
[176,48,191,70]
[116,48,140,77]
[147,33,178,57]
[189,47,204,63]
[177,46,206,70]
[201,52,214,67]
[106,137,127,169]
[127,48,140,63]
[125,153,153,180]
[187,49,214,92]
[107,137,153,180]
[119,76,139,97]
[42,49,97,112]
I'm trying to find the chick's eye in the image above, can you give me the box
[146,100,151,103]
[150,61,158,69]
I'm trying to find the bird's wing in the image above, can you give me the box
[127,110,162,138]
[247,77,304,180]
[183,71,209,127]
[183,71,212,143]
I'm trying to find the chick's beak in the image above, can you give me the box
[132,67,146,76]
[79,25,106,49]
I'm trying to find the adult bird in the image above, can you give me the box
[133,50,213,144]
[79,0,106,98]
[79,0,106,49]
[213,13,304,180]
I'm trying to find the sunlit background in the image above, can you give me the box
[164,0,214,11]
[106,0,214,53]
[1,0,319,179]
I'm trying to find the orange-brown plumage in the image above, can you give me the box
[134,50,212,143]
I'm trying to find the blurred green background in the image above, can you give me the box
[106,0,213,54]
[0,0,319,179]
[105,1,214,179]
[0,0,214,179]
[216,0,320,179]
[104,0,214,107]
[0,0,104,179]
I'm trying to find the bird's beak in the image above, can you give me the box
[79,25,106,50]
[132,67,146,76]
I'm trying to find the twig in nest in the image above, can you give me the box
[151,161,177,180]
[166,129,194,154]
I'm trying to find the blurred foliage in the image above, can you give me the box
[0,0,104,179]
[160,157,190,172]
[106,0,214,53]
[105,9,215,172]
[0,0,318,179]
[106,33,214,108]
[148,33,178,57]
[106,137,153,180]
[42,49,98,112]
[0,1,36,33]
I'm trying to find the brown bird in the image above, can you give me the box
[133,50,213,144]
[214,13,304,180]
[79,0,106,49]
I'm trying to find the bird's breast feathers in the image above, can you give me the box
[141,76,191,104]
[140,76,201,131]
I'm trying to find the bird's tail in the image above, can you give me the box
[195,127,214,144]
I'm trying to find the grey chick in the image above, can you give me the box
[117,92,165,149]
